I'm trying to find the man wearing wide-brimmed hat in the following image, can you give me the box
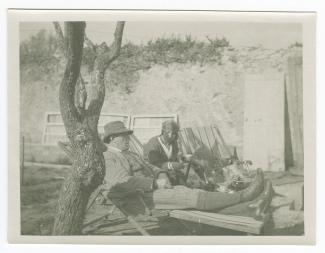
[102,121,156,194]
[101,120,267,215]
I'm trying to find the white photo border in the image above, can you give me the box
[7,9,316,245]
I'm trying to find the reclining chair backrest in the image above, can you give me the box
[178,125,232,169]
[129,134,144,157]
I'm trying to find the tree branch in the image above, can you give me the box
[85,21,125,129]
[84,34,96,53]
[59,22,86,139]
[74,75,88,116]
[103,21,125,69]
[53,22,66,54]
[54,22,88,121]
[85,69,105,130]
[206,35,213,44]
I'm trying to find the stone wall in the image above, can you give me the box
[20,45,302,164]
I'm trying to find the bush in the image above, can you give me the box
[289,42,303,48]
[21,30,232,92]
[20,30,62,81]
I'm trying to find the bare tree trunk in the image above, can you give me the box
[52,21,125,235]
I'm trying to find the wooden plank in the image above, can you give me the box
[185,211,261,225]
[169,210,263,234]
[243,73,285,172]
[286,56,304,171]
[172,210,263,228]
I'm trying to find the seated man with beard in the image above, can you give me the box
[101,121,266,215]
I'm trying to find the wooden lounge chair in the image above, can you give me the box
[83,128,273,235]
[83,182,272,235]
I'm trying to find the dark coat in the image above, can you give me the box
[143,135,179,168]
[143,136,187,185]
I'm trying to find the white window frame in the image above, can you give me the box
[130,114,178,144]
[42,112,131,145]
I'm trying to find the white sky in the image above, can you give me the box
[20,21,302,49]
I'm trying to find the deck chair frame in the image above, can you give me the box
[83,126,272,235]
[83,188,153,235]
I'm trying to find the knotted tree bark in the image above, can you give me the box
[52,21,125,235]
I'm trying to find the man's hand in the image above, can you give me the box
[168,162,184,171]
[181,154,193,162]
[156,178,172,189]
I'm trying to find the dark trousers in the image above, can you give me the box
[110,176,154,194]
[109,176,154,215]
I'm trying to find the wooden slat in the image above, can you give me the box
[170,211,262,234]
[169,210,264,234]
[175,210,262,227]
[186,211,261,225]
[178,126,232,169]
[213,125,232,157]
[205,126,224,165]
[179,129,195,154]
[178,131,191,155]
[185,128,200,152]
[129,134,144,157]
[286,56,304,170]
[197,127,211,151]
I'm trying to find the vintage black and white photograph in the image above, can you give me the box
[7,10,316,244]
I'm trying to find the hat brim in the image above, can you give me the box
[102,129,133,143]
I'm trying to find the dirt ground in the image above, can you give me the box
[20,164,304,236]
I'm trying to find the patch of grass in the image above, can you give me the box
[21,201,57,235]
[20,165,68,235]
[23,166,68,185]
[21,180,62,205]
